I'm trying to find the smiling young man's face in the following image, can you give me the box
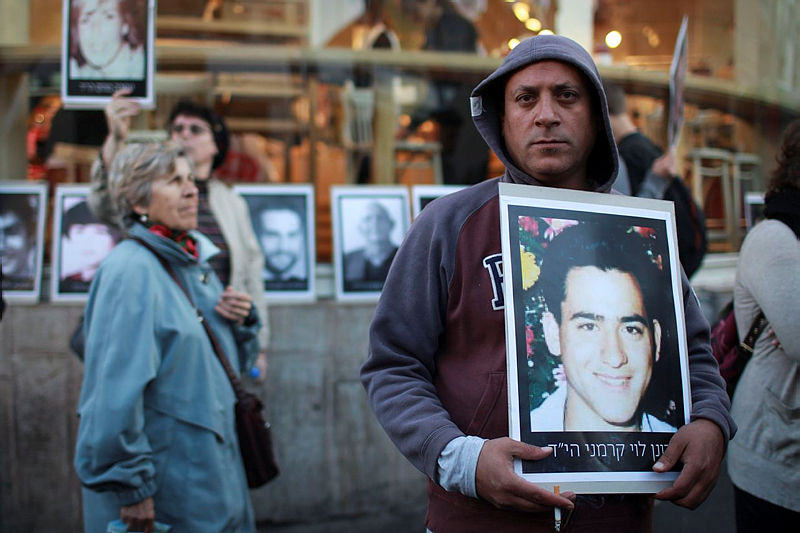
[543,266,661,431]
[502,60,597,191]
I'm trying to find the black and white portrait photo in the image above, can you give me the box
[0,183,48,302]
[332,186,410,301]
[61,0,155,108]
[52,187,121,301]
[411,184,466,219]
[237,184,316,302]
[500,183,691,494]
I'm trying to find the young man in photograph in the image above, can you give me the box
[257,204,307,284]
[531,225,677,433]
[361,34,735,532]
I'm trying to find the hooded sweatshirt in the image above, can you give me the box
[361,35,734,533]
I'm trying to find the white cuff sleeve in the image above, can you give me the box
[435,435,487,499]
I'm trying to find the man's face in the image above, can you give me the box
[502,60,597,191]
[260,209,304,276]
[77,0,124,68]
[359,203,393,247]
[0,211,29,275]
[543,266,661,431]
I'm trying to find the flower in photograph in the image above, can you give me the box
[518,216,539,236]
[543,218,579,240]
[525,324,534,357]
[632,226,657,238]
[520,245,540,290]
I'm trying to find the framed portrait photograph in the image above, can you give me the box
[744,192,766,232]
[499,183,692,494]
[411,184,466,219]
[1,182,48,303]
[61,0,156,109]
[331,186,411,302]
[51,185,122,302]
[235,184,316,302]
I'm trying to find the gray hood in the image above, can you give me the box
[470,35,618,192]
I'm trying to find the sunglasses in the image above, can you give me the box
[171,123,211,136]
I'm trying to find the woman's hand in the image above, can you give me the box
[105,88,140,141]
[215,286,253,325]
[120,496,154,533]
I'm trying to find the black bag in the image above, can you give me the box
[131,237,279,488]
[235,392,280,487]
[69,313,86,360]
[663,178,707,278]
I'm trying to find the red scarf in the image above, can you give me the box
[143,222,199,258]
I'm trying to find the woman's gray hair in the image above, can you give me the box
[88,141,189,231]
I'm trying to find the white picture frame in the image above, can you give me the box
[744,192,765,232]
[235,184,317,303]
[61,0,156,109]
[1,181,48,303]
[331,186,411,302]
[499,183,692,494]
[51,185,121,303]
[411,184,467,219]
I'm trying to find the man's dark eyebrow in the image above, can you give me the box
[569,312,602,322]
[568,312,649,325]
[620,314,649,325]
[510,82,582,96]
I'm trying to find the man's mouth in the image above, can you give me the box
[595,373,631,388]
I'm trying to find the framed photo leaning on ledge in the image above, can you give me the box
[235,183,316,303]
[1,181,48,303]
[498,182,691,494]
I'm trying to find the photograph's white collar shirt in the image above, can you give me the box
[530,384,677,432]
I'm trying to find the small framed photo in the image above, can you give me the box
[51,185,122,302]
[331,186,411,302]
[411,184,466,219]
[61,0,156,109]
[499,183,691,494]
[1,182,48,303]
[744,192,765,232]
[235,184,316,302]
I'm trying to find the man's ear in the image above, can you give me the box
[542,311,562,356]
[652,319,662,363]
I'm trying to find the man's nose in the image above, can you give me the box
[534,95,560,128]
[602,330,628,368]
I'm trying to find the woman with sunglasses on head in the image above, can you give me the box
[94,90,270,379]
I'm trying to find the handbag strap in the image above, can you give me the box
[130,237,249,404]
[739,309,768,356]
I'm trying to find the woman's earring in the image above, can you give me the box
[140,213,148,222]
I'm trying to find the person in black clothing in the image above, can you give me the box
[403,0,488,186]
[604,80,707,278]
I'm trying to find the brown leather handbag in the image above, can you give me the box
[133,237,280,488]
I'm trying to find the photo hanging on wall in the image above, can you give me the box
[411,184,466,219]
[331,185,411,302]
[235,183,317,303]
[51,185,122,303]
[498,182,691,494]
[61,0,156,109]
[1,181,48,303]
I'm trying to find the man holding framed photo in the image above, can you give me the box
[361,34,735,532]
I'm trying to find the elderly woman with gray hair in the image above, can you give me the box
[75,142,259,533]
